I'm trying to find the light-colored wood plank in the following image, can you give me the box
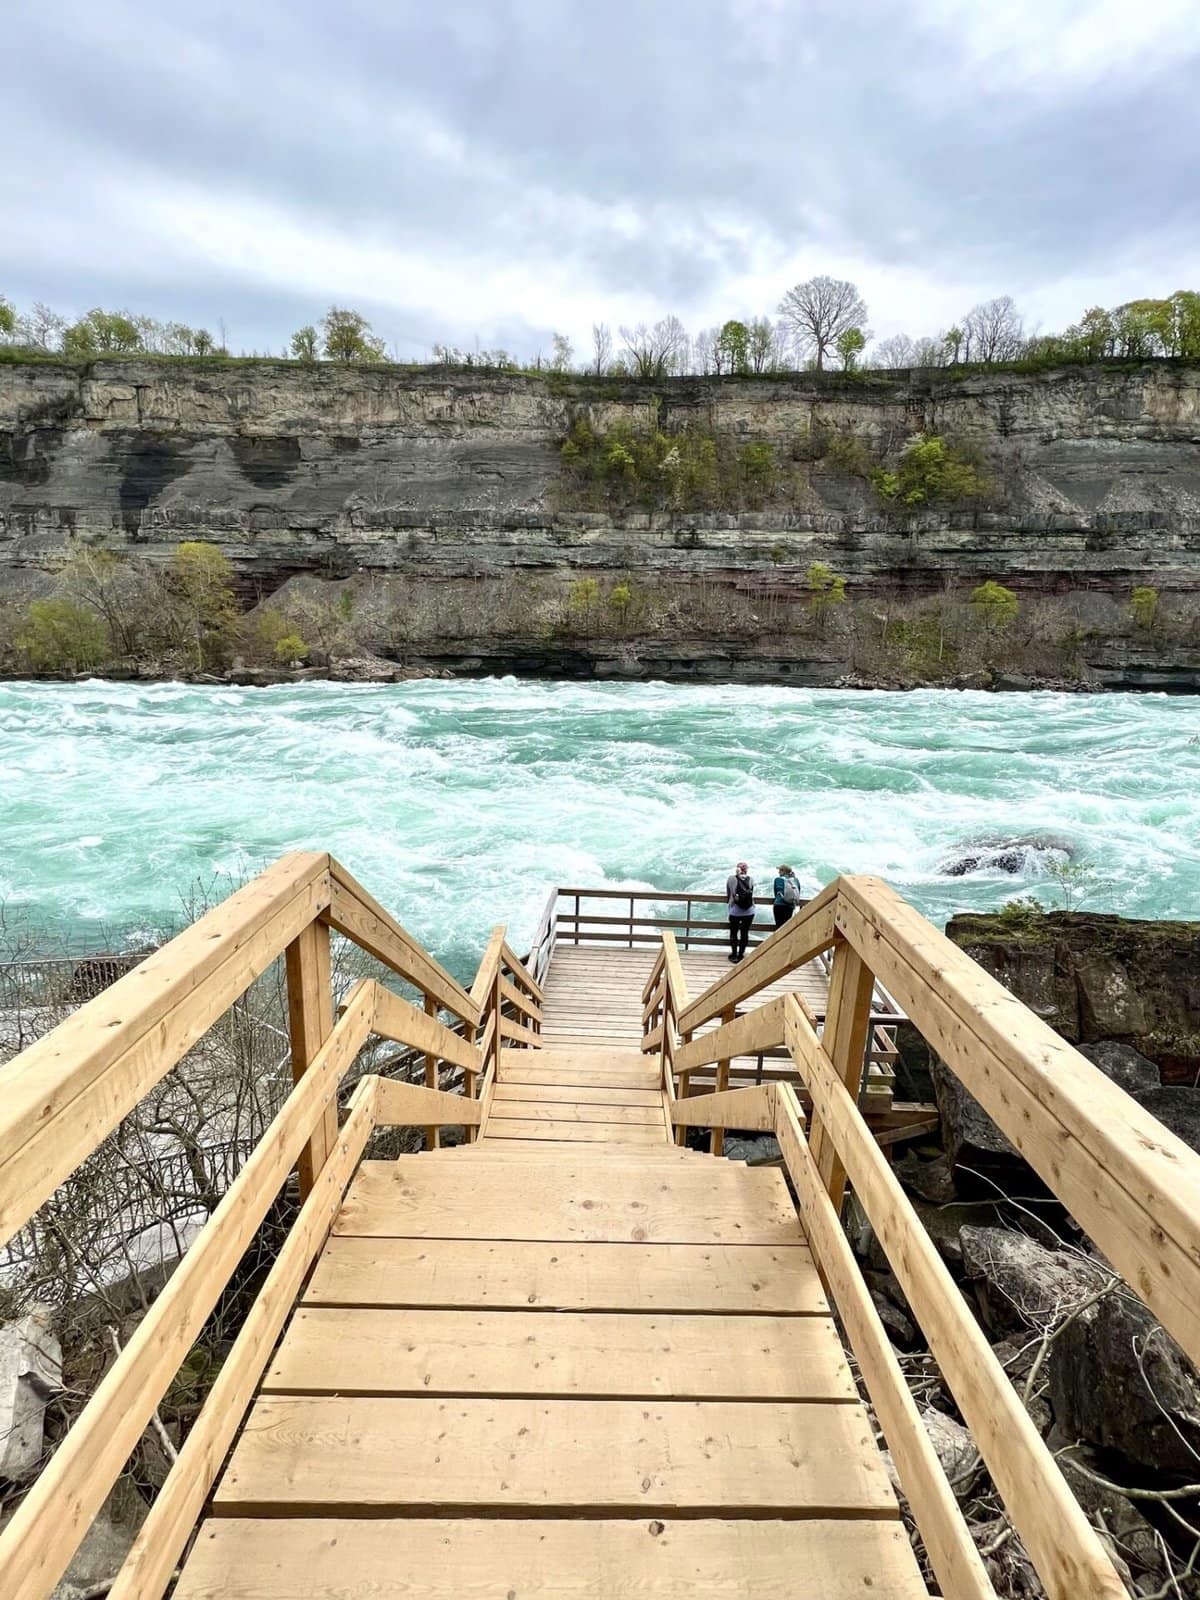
[214,1396,897,1516]
[772,1080,995,1600]
[783,997,1126,1600]
[670,1084,776,1133]
[810,937,875,1211]
[175,1516,929,1600]
[501,941,545,1004]
[334,1160,804,1244]
[264,1308,855,1400]
[107,1077,377,1600]
[673,997,787,1074]
[284,916,337,1198]
[0,850,331,1248]
[482,1119,669,1145]
[304,1236,827,1314]
[834,876,1200,1374]
[373,1078,482,1128]
[468,925,507,1010]
[326,859,478,1024]
[489,1101,664,1126]
[0,983,375,1600]
[373,984,482,1074]
[493,1083,663,1107]
[499,1014,543,1049]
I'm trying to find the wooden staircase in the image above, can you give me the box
[174,1040,926,1599]
[3,854,1196,1600]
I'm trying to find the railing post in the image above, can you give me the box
[810,933,876,1213]
[712,1003,735,1157]
[284,919,336,1199]
[423,994,439,1151]
[675,1034,692,1146]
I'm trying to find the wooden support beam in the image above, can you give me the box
[500,942,545,1004]
[782,999,1127,1600]
[373,1078,482,1129]
[423,994,439,1151]
[469,926,507,1010]
[498,1014,542,1050]
[810,935,875,1213]
[499,972,542,1024]
[285,918,337,1199]
[713,1003,735,1158]
[0,851,332,1249]
[106,1075,378,1600]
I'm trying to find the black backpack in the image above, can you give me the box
[732,874,754,911]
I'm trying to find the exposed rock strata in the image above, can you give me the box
[3,358,1200,686]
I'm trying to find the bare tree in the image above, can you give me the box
[962,296,1025,362]
[590,322,612,375]
[692,326,717,374]
[618,315,688,378]
[874,334,915,369]
[778,276,868,371]
[746,316,783,373]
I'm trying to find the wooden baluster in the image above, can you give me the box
[284,919,336,1198]
[675,1029,693,1146]
[810,933,876,1212]
[424,994,439,1150]
[712,1002,735,1156]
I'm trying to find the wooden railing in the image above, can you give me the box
[0,852,541,1600]
[642,873,1200,1600]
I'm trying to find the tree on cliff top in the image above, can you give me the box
[321,307,385,363]
[0,296,13,338]
[778,276,868,371]
[61,308,143,358]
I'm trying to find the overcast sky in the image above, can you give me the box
[3,0,1197,360]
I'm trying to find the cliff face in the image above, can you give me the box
[3,358,1200,686]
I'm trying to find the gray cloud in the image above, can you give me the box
[3,0,1198,355]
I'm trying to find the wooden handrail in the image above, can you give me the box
[780,995,1127,1600]
[670,1084,775,1133]
[501,941,545,1004]
[834,876,1200,1371]
[325,859,479,1025]
[374,1078,483,1128]
[372,982,483,1073]
[773,1082,996,1600]
[0,981,376,1600]
[671,995,787,1073]
[0,850,333,1248]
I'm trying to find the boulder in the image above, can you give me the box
[958,1226,1107,1335]
[870,1290,916,1348]
[722,1134,781,1165]
[1047,1284,1200,1479]
[893,1148,957,1205]
[1134,1087,1200,1157]
[1074,954,1148,1037]
[931,1059,1020,1176]
[0,1307,62,1483]
[920,1407,979,1487]
[50,1509,138,1600]
[1078,1039,1160,1094]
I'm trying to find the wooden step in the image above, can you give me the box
[213,1396,897,1518]
[334,1160,802,1245]
[481,1120,668,1144]
[489,1101,665,1125]
[177,1516,929,1600]
[493,1083,664,1107]
[264,1308,855,1400]
[304,1237,827,1315]
[500,1063,660,1091]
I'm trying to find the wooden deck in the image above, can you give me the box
[173,1043,926,1599]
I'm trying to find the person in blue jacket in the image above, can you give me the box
[772,864,802,928]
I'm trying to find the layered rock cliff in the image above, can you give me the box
[3,357,1200,686]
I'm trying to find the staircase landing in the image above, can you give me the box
[173,1043,927,1599]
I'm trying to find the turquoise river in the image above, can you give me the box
[2,679,1198,977]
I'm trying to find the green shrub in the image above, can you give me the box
[805,562,847,620]
[254,609,308,664]
[872,434,989,506]
[1130,585,1159,629]
[16,598,108,672]
[822,430,872,476]
[970,580,1018,632]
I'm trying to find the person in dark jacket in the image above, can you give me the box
[726,861,755,962]
[772,864,802,927]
